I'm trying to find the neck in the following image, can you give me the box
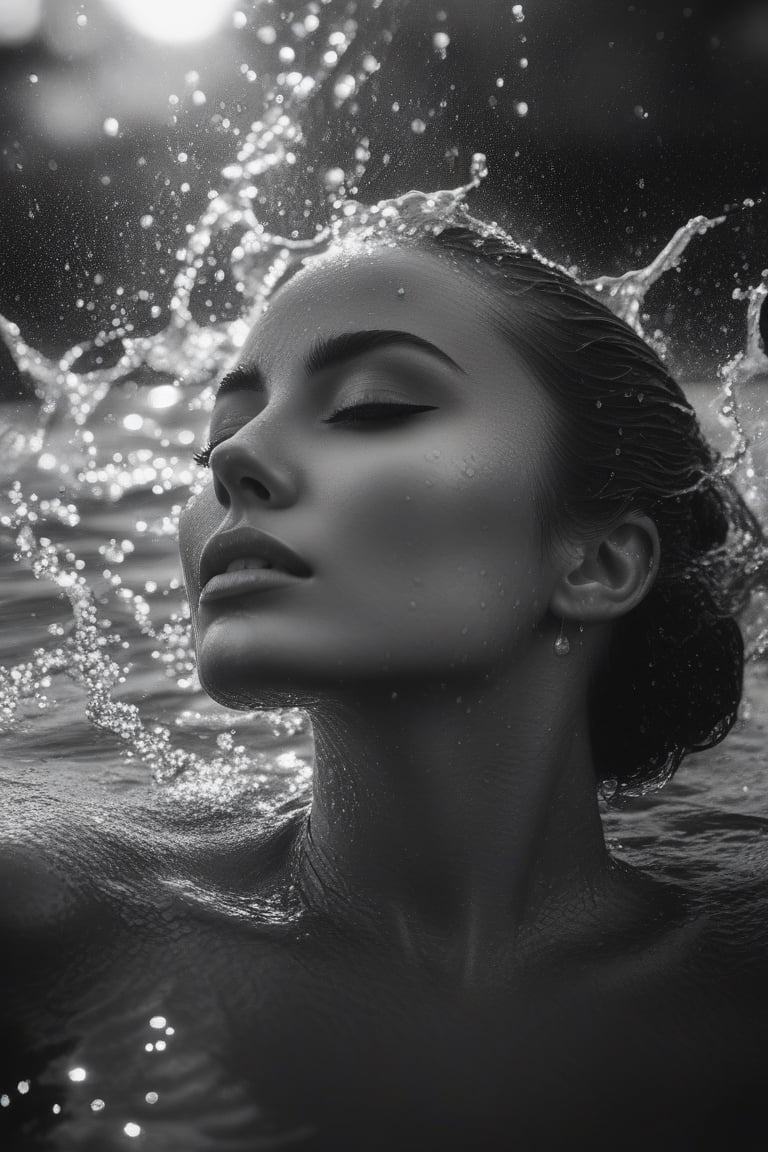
[295,640,611,977]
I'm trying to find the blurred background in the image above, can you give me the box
[0,0,766,393]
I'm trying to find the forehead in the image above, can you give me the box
[241,242,524,386]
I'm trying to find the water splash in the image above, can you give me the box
[583,212,727,343]
[0,1,766,806]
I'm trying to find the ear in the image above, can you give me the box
[549,514,660,624]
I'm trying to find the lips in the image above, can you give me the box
[199,526,312,591]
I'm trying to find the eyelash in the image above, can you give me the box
[192,402,437,467]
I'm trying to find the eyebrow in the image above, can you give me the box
[213,329,466,402]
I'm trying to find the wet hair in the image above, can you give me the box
[422,225,764,796]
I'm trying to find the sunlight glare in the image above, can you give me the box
[103,0,236,45]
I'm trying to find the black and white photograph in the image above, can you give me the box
[1,1,768,1148]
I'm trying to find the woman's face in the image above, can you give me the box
[178,242,563,705]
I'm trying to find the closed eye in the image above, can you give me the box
[323,402,438,425]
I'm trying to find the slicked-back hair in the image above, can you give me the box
[424,225,763,796]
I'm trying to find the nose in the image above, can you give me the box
[208,431,298,511]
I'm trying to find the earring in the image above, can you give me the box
[553,619,570,657]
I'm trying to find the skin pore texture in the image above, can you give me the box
[5,241,768,1152]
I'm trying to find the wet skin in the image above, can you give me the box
[3,243,768,1150]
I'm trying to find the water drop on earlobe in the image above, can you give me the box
[554,635,571,657]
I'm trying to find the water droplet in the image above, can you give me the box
[90,1099,105,1112]
[397,286,405,296]
[410,118,427,135]
[68,1068,86,1083]
[124,1123,142,1138]
[145,1091,159,1104]
[103,118,119,137]
[149,1016,167,1030]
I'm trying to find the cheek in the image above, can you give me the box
[321,438,545,635]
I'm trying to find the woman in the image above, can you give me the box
[3,204,768,1151]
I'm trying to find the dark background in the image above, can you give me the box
[1,0,767,394]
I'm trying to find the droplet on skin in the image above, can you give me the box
[103,118,119,137]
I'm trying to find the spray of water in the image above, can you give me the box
[0,0,766,804]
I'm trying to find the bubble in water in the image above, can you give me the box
[410,118,427,134]
[103,117,120,137]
